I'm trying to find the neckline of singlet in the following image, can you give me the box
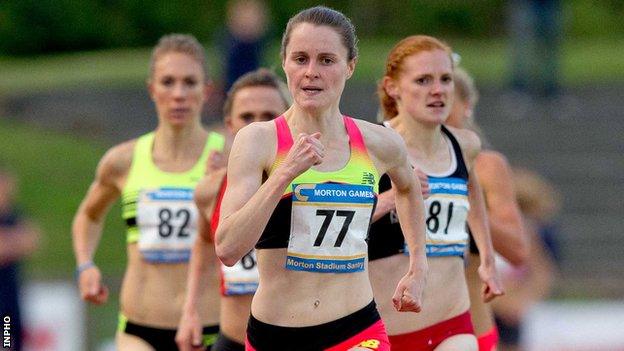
[381,121,457,178]
[144,132,210,176]
[274,115,360,176]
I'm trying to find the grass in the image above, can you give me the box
[0,119,126,278]
[1,37,623,95]
[0,118,126,348]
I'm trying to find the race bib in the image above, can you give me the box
[286,183,374,273]
[424,177,470,256]
[136,188,198,263]
[221,249,259,295]
[402,177,470,257]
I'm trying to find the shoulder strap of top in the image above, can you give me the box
[343,116,376,162]
[127,132,154,178]
[134,132,154,159]
[193,131,226,173]
[441,125,469,178]
[269,116,293,175]
[206,131,226,152]
[274,115,293,153]
[343,116,366,151]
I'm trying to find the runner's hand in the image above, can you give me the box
[479,262,504,302]
[392,266,426,313]
[78,266,109,305]
[279,132,324,179]
[175,309,205,351]
[206,150,227,173]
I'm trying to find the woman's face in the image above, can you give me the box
[282,23,355,113]
[386,49,454,125]
[149,52,208,128]
[226,86,288,134]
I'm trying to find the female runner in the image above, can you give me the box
[368,35,504,351]
[73,34,223,350]
[176,68,290,351]
[216,6,427,351]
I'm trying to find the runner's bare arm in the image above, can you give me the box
[72,143,130,265]
[72,142,132,304]
[475,151,528,265]
[360,122,427,312]
[372,168,429,223]
[454,128,504,302]
[371,188,396,222]
[177,176,225,351]
[215,123,323,266]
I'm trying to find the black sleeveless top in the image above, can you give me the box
[368,125,469,261]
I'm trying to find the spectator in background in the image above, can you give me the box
[491,167,561,351]
[507,0,562,99]
[0,168,40,351]
[221,0,269,92]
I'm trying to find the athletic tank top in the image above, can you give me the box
[258,115,379,274]
[368,125,470,260]
[121,131,225,263]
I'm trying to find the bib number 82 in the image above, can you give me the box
[158,208,191,238]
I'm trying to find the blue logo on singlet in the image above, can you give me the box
[147,188,193,201]
[142,249,191,262]
[224,282,259,295]
[286,256,366,273]
[428,177,468,196]
[292,183,375,203]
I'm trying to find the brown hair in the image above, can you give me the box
[222,68,291,118]
[280,6,358,61]
[149,34,208,81]
[378,35,452,119]
[453,66,485,141]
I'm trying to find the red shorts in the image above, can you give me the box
[244,319,390,351]
[477,326,499,351]
[326,319,390,351]
[388,311,475,351]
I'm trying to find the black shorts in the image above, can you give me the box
[120,316,219,351]
[494,315,520,345]
[246,300,382,351]
[213,332,245,351]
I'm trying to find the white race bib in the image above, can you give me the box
[221,249,259,295]
[286,183,374,273]
[137,188,198,263]
[424,177,470,257]
[401,177,470,257]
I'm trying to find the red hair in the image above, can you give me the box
[378,35,453,120]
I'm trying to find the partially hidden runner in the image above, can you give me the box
[446,66,528,351]
[176,68,291,351]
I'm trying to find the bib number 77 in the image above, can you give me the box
[313,209,355,247]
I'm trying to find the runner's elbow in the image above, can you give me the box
[215,242,239,267]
